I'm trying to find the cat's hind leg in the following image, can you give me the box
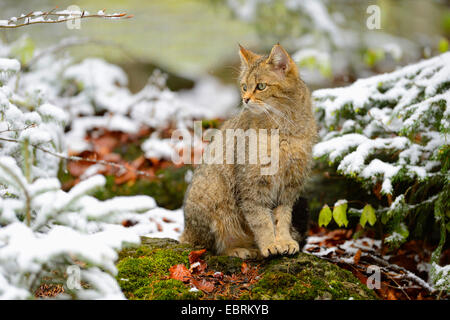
[182,166,256,256]
[225,247,259,259]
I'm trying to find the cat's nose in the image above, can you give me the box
[244,98,250,104]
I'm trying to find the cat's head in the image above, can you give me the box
[238,44,305,113]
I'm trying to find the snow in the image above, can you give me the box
[0,36,239,298]
[287,0,344,46]
[142,136,177,160]
[38,103,69,124]
[311,52,449,292]
[431,263,450,289]
[0,58,20,83]
[313,52,450,195]
[0,58,20,72]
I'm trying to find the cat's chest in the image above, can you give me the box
[259,160,302,198]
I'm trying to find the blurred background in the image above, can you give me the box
[1,0,449,92]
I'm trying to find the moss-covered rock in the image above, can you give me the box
[116,237,377,300]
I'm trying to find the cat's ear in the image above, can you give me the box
[239,44,260,68]
[266,44,296,76]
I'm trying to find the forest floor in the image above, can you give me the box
[35,124,448,300]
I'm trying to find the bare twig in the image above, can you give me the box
[0,136,163,180]
[384,271,412,300]
[0,123,36,134]
[358,252,436,293]
[0,9,133,29]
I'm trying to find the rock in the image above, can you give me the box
[116,237,377,300]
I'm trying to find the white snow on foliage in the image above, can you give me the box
[312,52,449,290]
[0,36,238,299]
[313,52,449,195]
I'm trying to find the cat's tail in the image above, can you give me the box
[291,197,310,249]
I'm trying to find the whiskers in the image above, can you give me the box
[232,100,299,136]
[260,102,298,135]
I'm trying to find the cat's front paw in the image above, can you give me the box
[259,243,284,258]
[277,239,299,255]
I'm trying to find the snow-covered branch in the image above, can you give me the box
[0,8,133,29]
[312,52,449,290]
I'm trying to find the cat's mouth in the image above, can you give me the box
[244,100,264,114]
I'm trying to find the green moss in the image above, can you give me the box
[244,254,376,300]
[116,239,191,298]
[93,166,190,209]
[58,163,190,210]
[134,278,202,300]
[250,272,297,299]
[205,255,243,274]
[117,237,377,300]
[202,119,222,129]
[113,138,146,162]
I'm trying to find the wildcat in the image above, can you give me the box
[180,44,317,259]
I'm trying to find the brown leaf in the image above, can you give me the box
[121,220,137,227]
[67,160,92,177]
[213,272,224,280]
[373,182,382,200]
[191,278,215,293]
[189,261,207,274]
[92,134,119,155]
[353,270,368,285]
[114,170,136,185]
[354,249,362,264]
[189,249,207,265]
[101,152,122,163]
[387,289,398,300]
[148,157,160,167]
[241,262,249,275]
[131,155,146,169]
[168,264,192,283]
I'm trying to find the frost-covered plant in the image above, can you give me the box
[0,57,160,299]
[312,52,449,290]
[0,31,234,298]
[0,9,132,29]
[60,58,237,157]
[221,0,446,85]
[1,35,238,160]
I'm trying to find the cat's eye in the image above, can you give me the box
[242,84,247,92]
[256,83,267,90]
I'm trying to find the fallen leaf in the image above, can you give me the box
[354,249,362,264]
[169,264,192,283]
[241,262,249,275]
[149,157,160,166]
[387,289,397,300]
[131,155,146,168]
[213,272,223,280]
[189,249,207,265]
[191,278,215,293]
[121,220,137,227]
